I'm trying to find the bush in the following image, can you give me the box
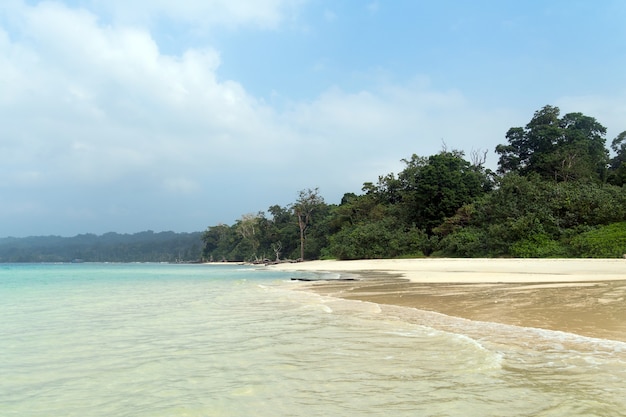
[435,227,490,257]
[570,222,626,258]
[324,219,428,260]
[509,233,568,258]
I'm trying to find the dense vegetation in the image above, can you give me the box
[0,231,203,263]
[201,105,626,261]
[4,105,624,263]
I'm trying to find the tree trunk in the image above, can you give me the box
[298,213,305,260]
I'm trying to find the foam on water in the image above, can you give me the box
[1,263,626,417]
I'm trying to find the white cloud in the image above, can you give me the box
[0,2,515,203]
[87,0,306,29]
[366,2,379,15]
[281,78,507,167]
[1,2,290,187]
[4,0,590,236]
[163,177,201,194]
[323,9,337,22]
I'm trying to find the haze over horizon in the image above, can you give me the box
[2,0,625,238]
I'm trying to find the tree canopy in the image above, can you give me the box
[198,104,626,261]
[495,105,608,182]
[8,105,622,263]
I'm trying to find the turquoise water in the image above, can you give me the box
[1,263,626,416]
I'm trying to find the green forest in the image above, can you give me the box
[202,105,626,261]
[0,231,203,263]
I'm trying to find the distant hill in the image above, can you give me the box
[0,231,204,263]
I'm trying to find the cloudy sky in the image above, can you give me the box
[1,0,625,237]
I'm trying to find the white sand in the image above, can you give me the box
[269,258,626,283]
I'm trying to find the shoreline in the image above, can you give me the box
[268,258,626,283]
[269,258,626,342]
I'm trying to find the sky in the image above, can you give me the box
[1,0,626,237]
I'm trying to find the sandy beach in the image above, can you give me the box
[270,258,626,342]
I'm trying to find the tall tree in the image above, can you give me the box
[234,213,262,261]
[397,151,493,233]
[202,223,237,261]
[608,131,626,186]
[266,204,299,259]
[495,105,608,182]
[292,188,324,260]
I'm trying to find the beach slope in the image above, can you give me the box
[270,258,626,342]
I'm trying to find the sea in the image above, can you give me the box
[1,263,626,417]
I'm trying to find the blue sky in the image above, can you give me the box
[1,0,625,237]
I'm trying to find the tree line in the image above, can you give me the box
[0,231,204,263]
[202,105,626,261]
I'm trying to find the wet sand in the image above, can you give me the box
[270,259,626,342]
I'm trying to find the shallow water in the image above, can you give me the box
[1,264,625,416]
